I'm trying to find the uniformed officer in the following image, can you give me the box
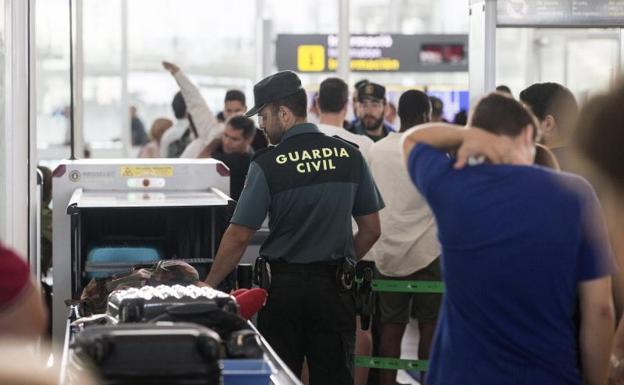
[348,81,394,142]
[205,71,384,385]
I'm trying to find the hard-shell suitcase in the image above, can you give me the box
[107,284,239,322]
[72,322,222,385]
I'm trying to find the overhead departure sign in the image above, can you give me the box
[276,34,468,73]
[497,0,624,27]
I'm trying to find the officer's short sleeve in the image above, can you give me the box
[352,157,385,217]
[230,162,271,230]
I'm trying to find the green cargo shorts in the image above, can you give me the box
[376,258,442,324]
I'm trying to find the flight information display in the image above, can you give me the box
[276,34,468,73]
[497,0,624,27]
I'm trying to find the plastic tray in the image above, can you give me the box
[222,359,273,385]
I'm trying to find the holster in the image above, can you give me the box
[355,264,375,330]
[336,258,356,292]
[253,257,271,290]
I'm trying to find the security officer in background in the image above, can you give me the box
[205,71,384,385]
[349,81,394,142]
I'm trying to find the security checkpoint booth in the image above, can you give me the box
[51,158,302,385]
[51,158,233,342]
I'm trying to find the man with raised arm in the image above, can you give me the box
[402,93,616,385]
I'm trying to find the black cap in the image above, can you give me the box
[354,79,369,91]
[357,82,386,102]
[245,71,303,117]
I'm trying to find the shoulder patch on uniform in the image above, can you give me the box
[331,135,360,149]
[252,146,275,161]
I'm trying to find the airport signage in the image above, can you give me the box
[497,0,624,28]
[275,34,468,73]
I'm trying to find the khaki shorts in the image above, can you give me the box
[376,258,442,324]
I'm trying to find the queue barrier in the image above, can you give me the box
[354,279,445,372]
[355,356,429,371]
[371,279,445,294]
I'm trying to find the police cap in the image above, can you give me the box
[357,82,386,103]
[245,71,304,117]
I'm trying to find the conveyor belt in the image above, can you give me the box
[59,308,302,385]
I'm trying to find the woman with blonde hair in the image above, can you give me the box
[138,118,173,158]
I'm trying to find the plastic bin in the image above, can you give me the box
[85,246,161,278]
[222,359,273,385]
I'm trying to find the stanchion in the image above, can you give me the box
[354,279,445,371]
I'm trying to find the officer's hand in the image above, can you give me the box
[194,280,210,288]
[454,127,522,169]
[162,61,180,75]
[609,356,624,385]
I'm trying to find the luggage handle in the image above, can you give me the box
[160,302,220,317]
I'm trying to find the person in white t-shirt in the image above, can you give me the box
[316,77,374,158]
[162,62,251,158]
[368,90,442,385]
[316,77,375,385]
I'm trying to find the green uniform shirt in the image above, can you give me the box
[231,123,384,263]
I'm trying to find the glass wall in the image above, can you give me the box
[35,0,622,161]
[36,0,69,160]
[496,28,620,101]
[37,0,258,160]
[36,0,474,160]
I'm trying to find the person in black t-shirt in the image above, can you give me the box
[199,115,256,200]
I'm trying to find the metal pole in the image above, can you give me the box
[2,0,32,256]
[468,0,496,102]
[29,0,39,272]
[618,29,624,85]
[68,0,75,159]
[74,0,84,158]
[256,0,273,80]
[261,20,273,78]
[120,0,130,157]
[388,0,401,33]
[255,0,264,82]
[338,0,350,81]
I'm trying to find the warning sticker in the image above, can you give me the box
[120,166,173,178]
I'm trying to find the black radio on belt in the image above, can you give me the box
[253,257,271,290]
[336,258,356,292]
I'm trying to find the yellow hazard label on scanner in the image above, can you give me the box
[120,166,173,178]
[297,45,325,72]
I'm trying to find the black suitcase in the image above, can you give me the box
[150,302,255,348]
[107,284,239,322]
[72,322,222,385]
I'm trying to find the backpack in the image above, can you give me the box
[166,128,193,158]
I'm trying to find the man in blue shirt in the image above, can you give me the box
[401,93,616,385]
